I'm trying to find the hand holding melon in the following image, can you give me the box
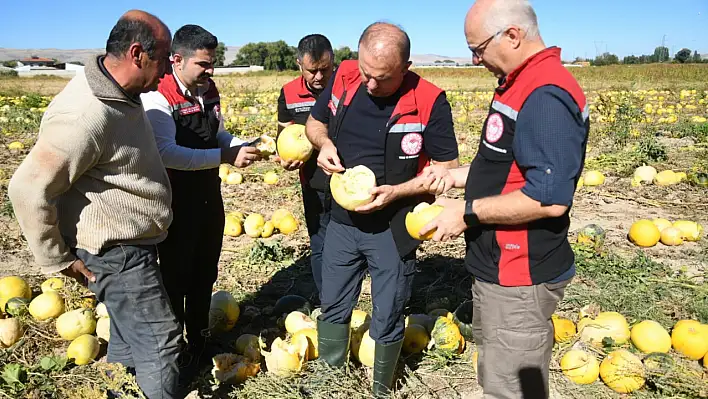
[330,165,377,211]
[276,124,313,168]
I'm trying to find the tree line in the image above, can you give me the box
[585,46,706,66]
[214,41,358,71]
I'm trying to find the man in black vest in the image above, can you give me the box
[306,22,459,397]
[418,1,589,397]
[141,25,261,389]
[275,34,335,300]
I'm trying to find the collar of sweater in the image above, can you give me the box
[84,55,141,108]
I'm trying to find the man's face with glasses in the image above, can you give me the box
[466,28,506,78]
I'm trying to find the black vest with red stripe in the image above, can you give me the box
[309,60,442,257]
[156,72,222,197]
[280,76,320,185]
[464,47,590,286]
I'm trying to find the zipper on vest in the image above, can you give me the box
[330,90,348,146]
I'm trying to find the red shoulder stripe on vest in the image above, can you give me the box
[283,76,315,107]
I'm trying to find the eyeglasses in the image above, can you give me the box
[469,29,503,60]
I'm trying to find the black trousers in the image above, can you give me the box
[320,220,416,344]
[301,184,328,299]
[158,184,224,351]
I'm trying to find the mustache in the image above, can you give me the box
[198,73,212,80]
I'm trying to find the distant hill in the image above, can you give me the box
[0,46,467,66]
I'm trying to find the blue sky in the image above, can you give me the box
[1,0,706,60]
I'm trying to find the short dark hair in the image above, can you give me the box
[358,22,411,63]
[106,17,166,59]
[171,24,218,59]
[297,34,333,62]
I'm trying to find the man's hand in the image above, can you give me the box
[273,155,303,171]
[317,141,344,175]
[418,197,467,242]
[421,164,456,195]
[232,146,261,168]
[354,185,397,214]
[61,259,96,287]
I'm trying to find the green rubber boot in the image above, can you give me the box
[316,319,351,368]
[372,339,403,398]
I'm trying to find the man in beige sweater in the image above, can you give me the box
[8,10,182,399]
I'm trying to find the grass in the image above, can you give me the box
[562,244,708,327]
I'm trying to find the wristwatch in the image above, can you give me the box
[464,199,481,227]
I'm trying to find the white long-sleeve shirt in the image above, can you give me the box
[141,71,245,170]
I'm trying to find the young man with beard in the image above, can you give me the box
[141,24,261,388]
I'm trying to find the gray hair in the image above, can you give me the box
[483,0,540,41]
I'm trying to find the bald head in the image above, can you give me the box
[358,22,411,66]
[464,0,544,77]
[465,0,539,42]
[106,9,171,59]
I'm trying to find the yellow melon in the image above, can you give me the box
[212,353,260,384]
[671,320,708,360]
[244,214,266,238]
[583,170,605,186]
[403,324,430,354]
[651,218,673,232]
[261,335,308,376]
[351,325,375,367]
[431,316,462,352]
[284,311,316,334]
[28,291,65,321]
[630,320,671,353]
[224,215,243,237]
[672,220,702,242]
[292,327,318,360]
[599,349,645,393]
[67,334,100,365]
[660,227,684,246]
[405,202,444,240]
[271,209,292,230]
[225,172,243,185]
[633,165,657,184]
[255,135,276,157]
[208,291,240,333]
[330,165,376,211]
[261,221,275,238]
[276,124,313,163]
[278,214,299,235]
[628,219,661,247]
[578,311,630,347]
[654,170,680,186]
[0,276,32,311]
[40,277,64,293]
[0,318,22,348]
[350,309,371,331]
[263,171,279,185]
[218,164,230,180]
[552,314,577,343]
[55,308,96,341]
[560,349,600,385]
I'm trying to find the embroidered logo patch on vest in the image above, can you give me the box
[485,113,504,143]
[179,104,201,116]
[401,132,423,156]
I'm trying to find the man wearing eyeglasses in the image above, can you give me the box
[416,1,589,397]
